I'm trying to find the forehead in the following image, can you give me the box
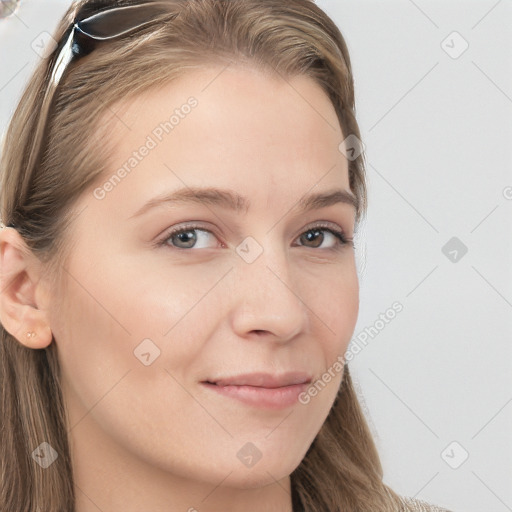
[91,64,351,214]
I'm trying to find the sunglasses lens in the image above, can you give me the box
[77,4,170,40]
[0,0,21,18]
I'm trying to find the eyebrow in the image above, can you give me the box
[129,186,359,219]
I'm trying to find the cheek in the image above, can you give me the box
[299,269,358,412]
[48,269,135,415]
[306,261,359,356]
[333,278,359,349]
[50,254,226,391]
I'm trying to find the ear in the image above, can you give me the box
[0,226,53,348]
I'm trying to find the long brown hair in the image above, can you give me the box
[0,1,407,510]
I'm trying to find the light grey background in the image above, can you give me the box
[1,1,511,512]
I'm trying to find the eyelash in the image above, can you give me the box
[156,222,354,251]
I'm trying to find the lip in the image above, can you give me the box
[205,371,312,388]
[201,372,312,409]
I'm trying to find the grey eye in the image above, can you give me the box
[0,0,21,18]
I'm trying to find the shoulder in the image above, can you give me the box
[397,495,454,512]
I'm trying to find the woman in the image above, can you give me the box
[0,1,453,510]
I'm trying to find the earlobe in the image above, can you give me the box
[0,227,53,349]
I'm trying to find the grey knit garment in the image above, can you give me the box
[399,495,454,512]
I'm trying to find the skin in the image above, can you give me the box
[0,64,359,512]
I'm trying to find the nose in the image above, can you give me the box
[228,243,310,343]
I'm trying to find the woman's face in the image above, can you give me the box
[49,64,359,499]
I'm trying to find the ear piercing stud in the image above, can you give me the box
[26,331,36,339]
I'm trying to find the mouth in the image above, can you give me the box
[200,372,312,409]
[203,371,312,388]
